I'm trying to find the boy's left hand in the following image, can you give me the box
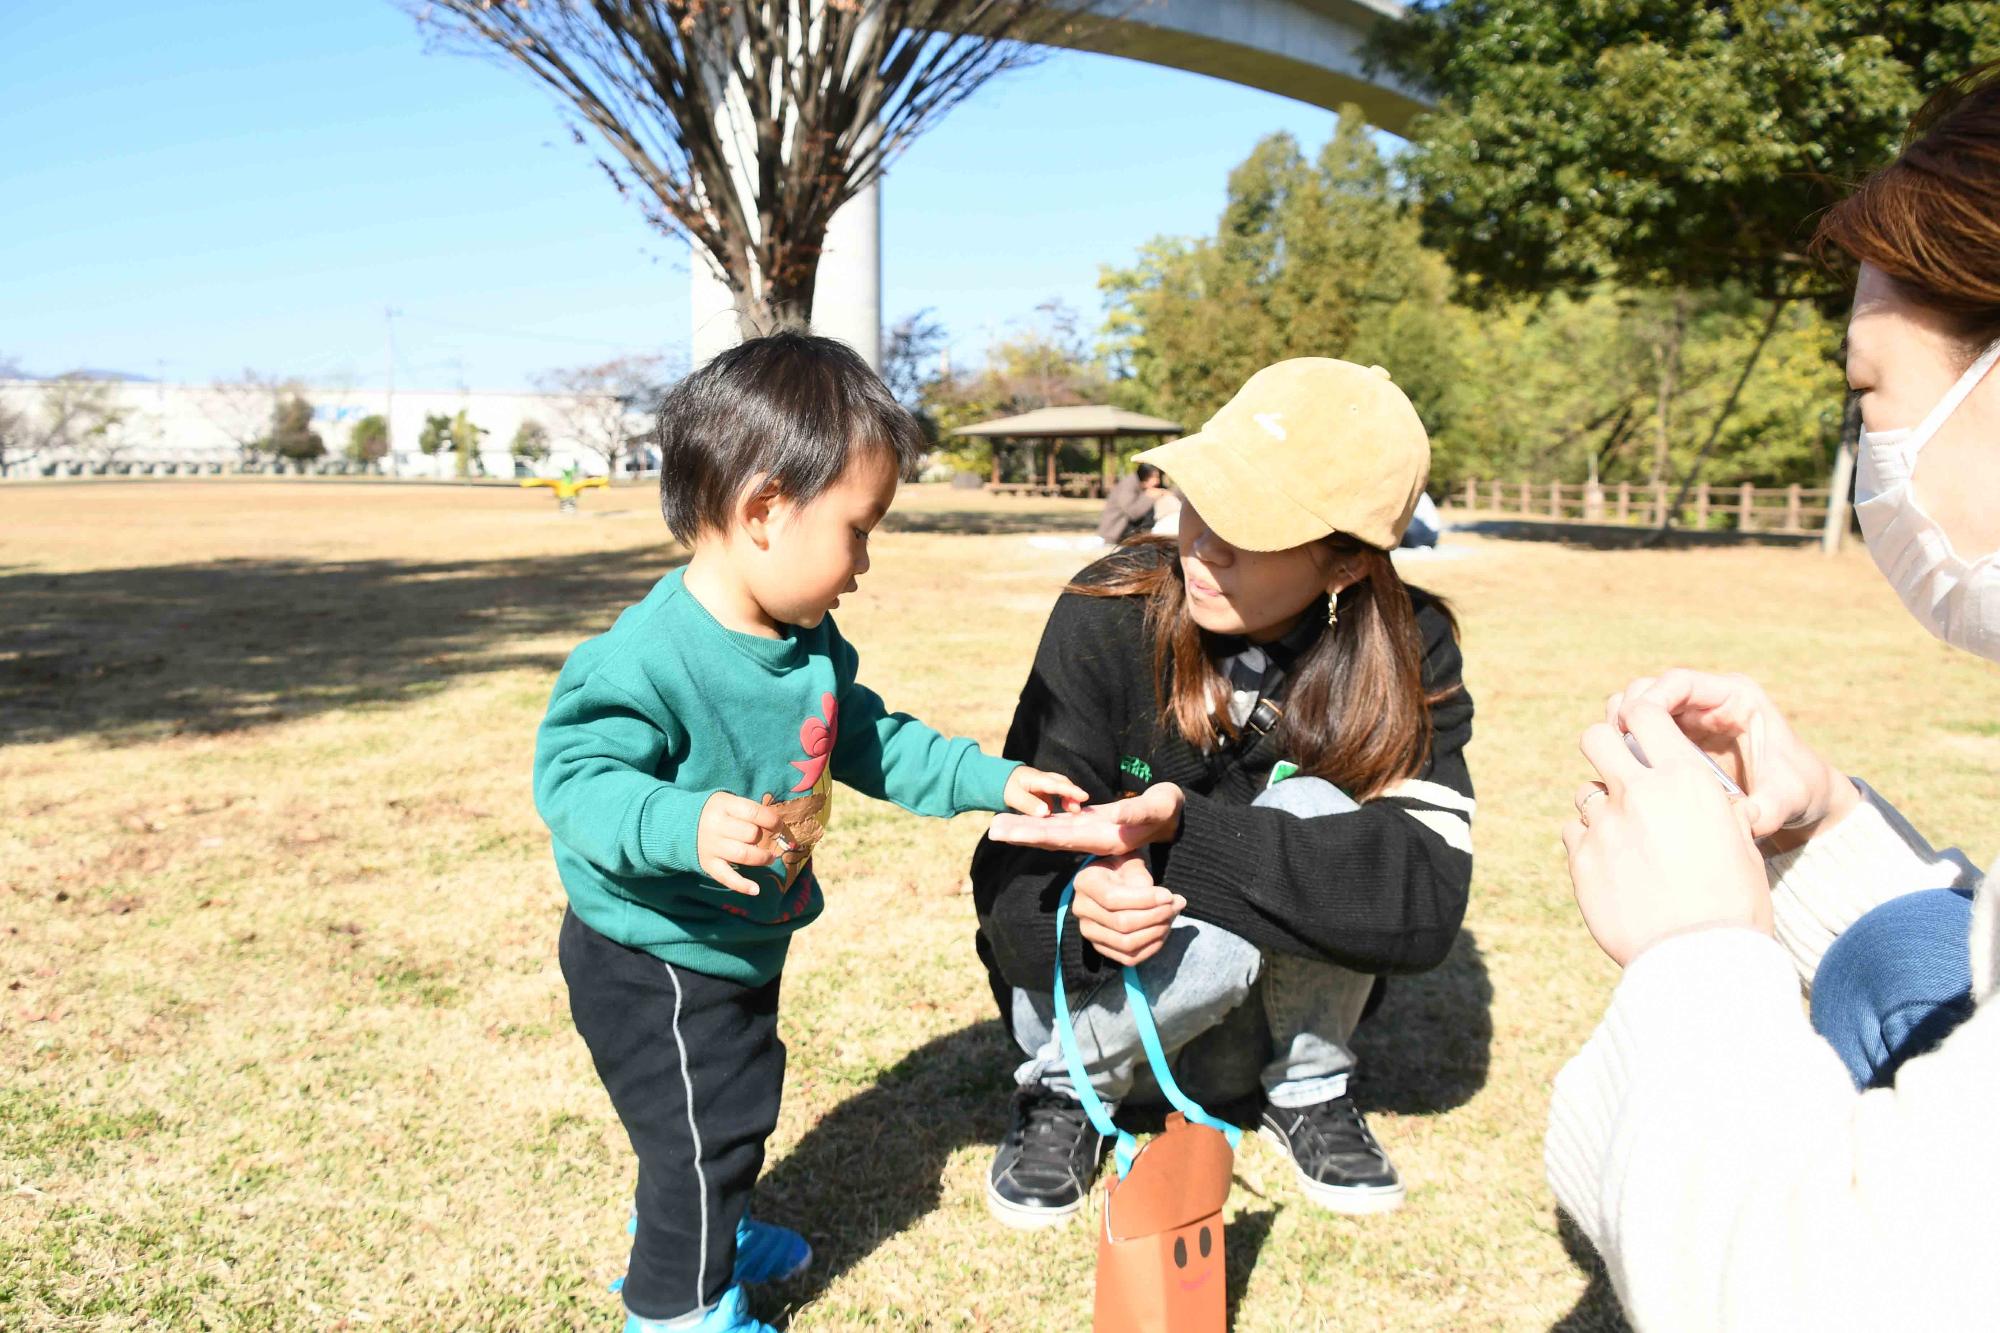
[1002,765,1089,817]
[990,782,1185,854]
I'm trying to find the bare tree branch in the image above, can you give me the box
[200,370,293,464]
[412,1,1097,337]
[536,354,673,475]
[9,375,129,470]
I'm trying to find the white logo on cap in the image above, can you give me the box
[1253,412,1287,440]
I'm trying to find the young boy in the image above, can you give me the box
[533,332,1083,1333]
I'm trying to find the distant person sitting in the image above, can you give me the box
[1097,463,1167,545]
[1399,492,1442,549]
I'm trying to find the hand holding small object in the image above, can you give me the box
[695,792,787,896]
[1001,765,1092,817]
[1603,668,1858,845]
[1621,730,1745,796]
[990,782,1187,854]
[1562,701,1771,966]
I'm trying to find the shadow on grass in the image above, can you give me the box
[1225,1205,1280,1326]
[754,1018,1016,1324]
[1552,1210,1629,1332]
[881,507,1095,536]
[749,932,1489,1324]
[0,548,683,746]
[753,1016,1289,1328]
[1453,518,1817,551]
[1350,929,1494,1116]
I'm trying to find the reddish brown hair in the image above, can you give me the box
[1813,61,2000,355]
[1074,537,1458,801]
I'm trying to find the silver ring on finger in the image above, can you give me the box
[1576,784,1609,822]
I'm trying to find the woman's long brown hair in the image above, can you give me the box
[1812,61,2000,352]
[1073,536,1459,801]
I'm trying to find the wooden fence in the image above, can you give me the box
[1456,478,1833,535]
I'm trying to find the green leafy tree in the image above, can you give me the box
[260,394,324,464]
[1096,115,1848,493]
[417,413,452,458]
[347,414,389,467]
[510,419,550,464]
[1442,288,1846,491]
[1100,112,1465,473]
[1369,1,1997,517]
[1372,1,1997,305]
[448,409,487,478]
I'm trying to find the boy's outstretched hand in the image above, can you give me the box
[696,792,786,895]
[1002,765,1090,818]
[989,782,1185,855]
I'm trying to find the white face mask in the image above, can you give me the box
[1854,337,2000,661]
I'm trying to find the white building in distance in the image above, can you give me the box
[0,377,655,480]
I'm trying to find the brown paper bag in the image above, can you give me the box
[1092,1112,1234,1333]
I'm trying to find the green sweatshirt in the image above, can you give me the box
[533,566,1020,985]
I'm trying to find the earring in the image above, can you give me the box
[1326,593,1339,629]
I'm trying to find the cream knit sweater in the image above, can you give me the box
[1545,781,1995,1331]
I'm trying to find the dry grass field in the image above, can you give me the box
[4,480,1997,1331]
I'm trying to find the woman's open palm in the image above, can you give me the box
[988,782,1186,856]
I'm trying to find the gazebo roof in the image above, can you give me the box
[950,404,1184,439]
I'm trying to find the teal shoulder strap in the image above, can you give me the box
[1051,860,1241,1179]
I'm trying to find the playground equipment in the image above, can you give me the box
[520,469,609,515]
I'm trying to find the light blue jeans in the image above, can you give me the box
[1009,777,1378,1111]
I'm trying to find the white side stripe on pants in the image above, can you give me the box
[664,962,709,1309]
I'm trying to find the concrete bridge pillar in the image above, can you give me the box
[690,0,1421,373]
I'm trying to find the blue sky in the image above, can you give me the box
[2,2,1359,391]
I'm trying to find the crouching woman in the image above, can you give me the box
[971,359,1475,1227]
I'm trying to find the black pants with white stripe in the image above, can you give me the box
[560,909,786,1321]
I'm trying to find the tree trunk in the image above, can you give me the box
[1822,394,1862,555]
[1648,298,1788,542]
[748,243,824,338]
[1648,293,1689,486]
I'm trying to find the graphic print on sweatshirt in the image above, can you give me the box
[763,690,837,895]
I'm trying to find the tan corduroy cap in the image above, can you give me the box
[1135,358,1430,551]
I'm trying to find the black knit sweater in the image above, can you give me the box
[971,551,1475,994]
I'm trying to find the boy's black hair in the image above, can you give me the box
[1136,462,1162,485]
[656,330,923,544]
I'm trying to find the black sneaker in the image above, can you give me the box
[1259,1095,1405,1214]
[985,1086,1105,1229]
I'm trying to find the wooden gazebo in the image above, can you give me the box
[952,404,1183,498]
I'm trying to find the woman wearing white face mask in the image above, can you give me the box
[1545,64,2000,1329]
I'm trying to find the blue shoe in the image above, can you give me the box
[732,1214,811,1285]
[624,1284,775,1333]
[620,1212,809,1287]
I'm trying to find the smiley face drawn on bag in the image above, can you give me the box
[1094,1112,1233,1333]
[1169,1222,1216,1293]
